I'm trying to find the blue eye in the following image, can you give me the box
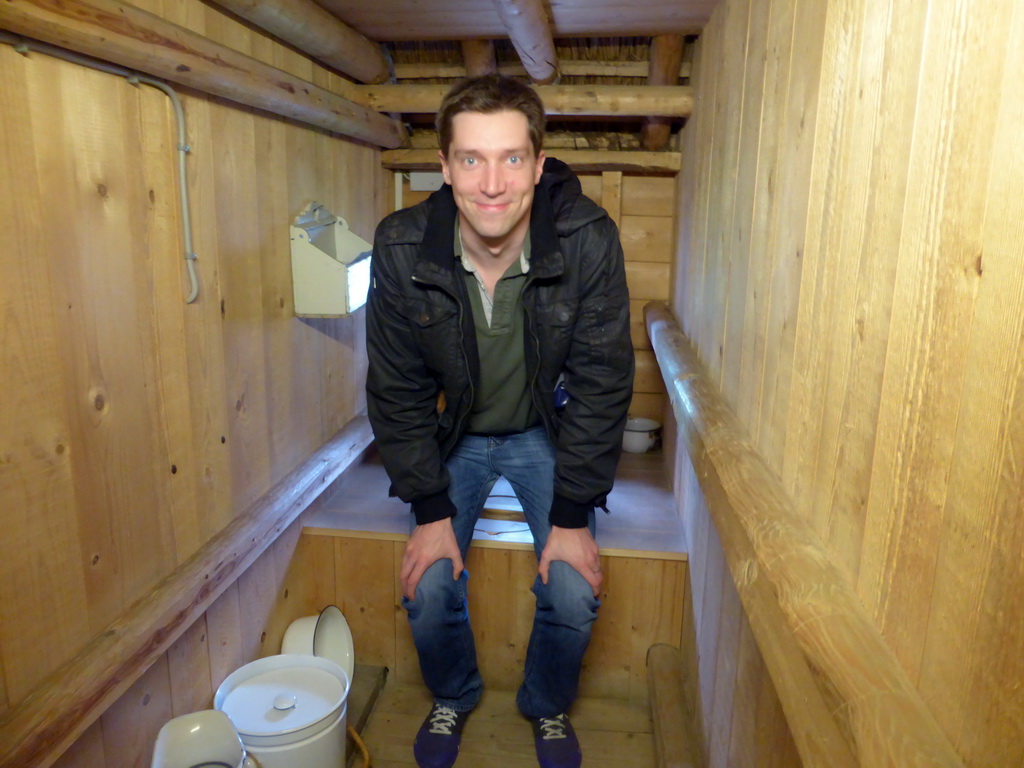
[509,156,521,165]
[464,157,477,166]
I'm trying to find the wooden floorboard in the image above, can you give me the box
[359,683,657,768]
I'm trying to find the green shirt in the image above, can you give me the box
[455,220,541,434]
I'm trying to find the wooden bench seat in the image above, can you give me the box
[305,446,686,560]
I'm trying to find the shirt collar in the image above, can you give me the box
[454,216,531,275]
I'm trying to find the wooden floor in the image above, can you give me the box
[358,682,656,768]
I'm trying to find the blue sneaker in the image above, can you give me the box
[414,703,469,768]
[530,713,582,768]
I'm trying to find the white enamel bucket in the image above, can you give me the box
[215,654,349,768]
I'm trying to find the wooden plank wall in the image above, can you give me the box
[582,173,674,424]
[0,1,388,764]
[399,169,672,423]
[294,532,688,705]
[673,0,1024,765]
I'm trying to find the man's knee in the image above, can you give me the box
[406,559,468,618]
[534,561,600,625]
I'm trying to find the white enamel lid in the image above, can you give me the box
[215,654,347,739]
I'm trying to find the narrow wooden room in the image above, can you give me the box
[1,1,1021,767]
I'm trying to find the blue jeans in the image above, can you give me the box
[402,427,599,718]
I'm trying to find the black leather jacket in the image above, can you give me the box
[365,158,634,528]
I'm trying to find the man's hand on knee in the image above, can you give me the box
[401,517,464,601]
[539,526,603,597]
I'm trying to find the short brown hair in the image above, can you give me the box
[436,74,546,158]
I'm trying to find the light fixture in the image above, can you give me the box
[290,202,372,316]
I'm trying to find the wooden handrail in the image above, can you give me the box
[645,303,964,768]
[0,416,374,768]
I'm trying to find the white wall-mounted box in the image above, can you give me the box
[290,202,372,317]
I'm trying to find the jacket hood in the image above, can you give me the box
[378,156,606,250]
[538,156,606,236]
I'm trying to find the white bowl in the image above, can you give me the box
[151,710,253,768]
[281,605,354,681]
[622,417,661,453]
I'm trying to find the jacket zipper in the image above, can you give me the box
[522,276,549,432]
[411,272,474,457]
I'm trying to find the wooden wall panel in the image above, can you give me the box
[620,215,673,263]
[567,172,673,420]
[0,0,388,762]
[622,176,676,218]
[676,445,801,768]
[674,0,1024,764]
[204,583,245,695]
[99,657,174,768]
[51,721,106,768]
[166,619,214,718]
[333,538,401,673]
[696,0,749,387]
[312,533,687,706]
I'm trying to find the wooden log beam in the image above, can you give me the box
[205,0,390,84]
[382,148,680,174]
[647,644,696,768]
[490,0,558,84]
[0,0,405,148]
[362,83,694,117]
[645,303,965,768]
[394,59,693,80]
[407,128,643,151]
[461,38,497,76]
[642,35,685,150]
[0,416,375,768]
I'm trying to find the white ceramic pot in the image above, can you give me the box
[151,709,256,768]
[281,605,354,681]
[622,416,661,453]
[215,654,349,768]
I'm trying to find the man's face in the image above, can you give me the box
[440,110,545,247]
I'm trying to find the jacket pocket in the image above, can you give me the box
[404,297,458,328]
[401,296,461,374]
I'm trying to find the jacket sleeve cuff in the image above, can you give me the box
[548,494,592,529]
[411,490,457,526]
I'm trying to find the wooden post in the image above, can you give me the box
[0,0,406,148]
[490,0,559,83]
[462,39,497,76]
[642,35,685,150]
[362,83,695,117]
[205,0,391,83]
[645,303,966,768]
[0,417,374,768]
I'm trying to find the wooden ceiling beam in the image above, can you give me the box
[490,0,559,84]
[205,0,390,84]
[642,34,685,150]
[0,0,405,148]
[382,148,680,174]
[361,83,694,117]
[407,129,643,151]
[394,60,693,80]
[461,39,498,76]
